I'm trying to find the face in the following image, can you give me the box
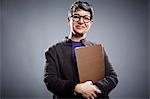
[68,9,93,35]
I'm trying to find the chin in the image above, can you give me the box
[77,32,84,34]
[75,30,85,34]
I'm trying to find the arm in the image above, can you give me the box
[44,47,77,96]
[94,50,118,97]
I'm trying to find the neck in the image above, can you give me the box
[69,32,86,42]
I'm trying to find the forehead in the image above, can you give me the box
[73,9,90,16]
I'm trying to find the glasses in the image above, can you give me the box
[71,14,91,23]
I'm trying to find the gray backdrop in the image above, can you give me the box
[1,0,149,99]
[149,0,150,97]
[0,0,2,98]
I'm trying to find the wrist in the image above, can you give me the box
[74,83,82,94]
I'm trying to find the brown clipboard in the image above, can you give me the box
[75,44,105,83]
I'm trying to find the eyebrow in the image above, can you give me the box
[73,14,90,17]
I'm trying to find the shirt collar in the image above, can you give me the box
[65,36,87,45]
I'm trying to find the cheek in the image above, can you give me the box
[73,23,76,30]
[85,24,90,30]
[69,21,75,30]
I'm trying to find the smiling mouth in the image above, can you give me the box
[76,26,85,29]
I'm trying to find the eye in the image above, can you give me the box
[73,15,80,19]
[84,16,90,20]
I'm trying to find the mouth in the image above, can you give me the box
[76,25,85,29]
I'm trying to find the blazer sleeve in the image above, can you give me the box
[44,46,77,96]
[94,49,118,97]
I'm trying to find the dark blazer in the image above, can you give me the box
[44,37,118,98]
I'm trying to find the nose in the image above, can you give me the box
[78,17,84,24]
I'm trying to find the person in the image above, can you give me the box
[44,1,118,99]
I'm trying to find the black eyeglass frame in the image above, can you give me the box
[71,14,92,23]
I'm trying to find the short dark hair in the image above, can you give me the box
[68,1,94,19]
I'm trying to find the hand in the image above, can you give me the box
[74,81,101,99]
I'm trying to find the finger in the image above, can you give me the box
[82,94,89,99]
[89,81,93,85]
[93,85,102,94]
[91,92,97,98]
[95,89,101,94]
[89,95,94,99]
[87,81,93,85]
[86,95,91,99]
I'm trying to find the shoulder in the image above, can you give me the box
[45,40,68,53]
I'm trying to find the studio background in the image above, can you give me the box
[1,0,149,99]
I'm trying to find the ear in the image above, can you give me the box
[90,19,94,24]
[68,17,71,26]
[68,17,70,22]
